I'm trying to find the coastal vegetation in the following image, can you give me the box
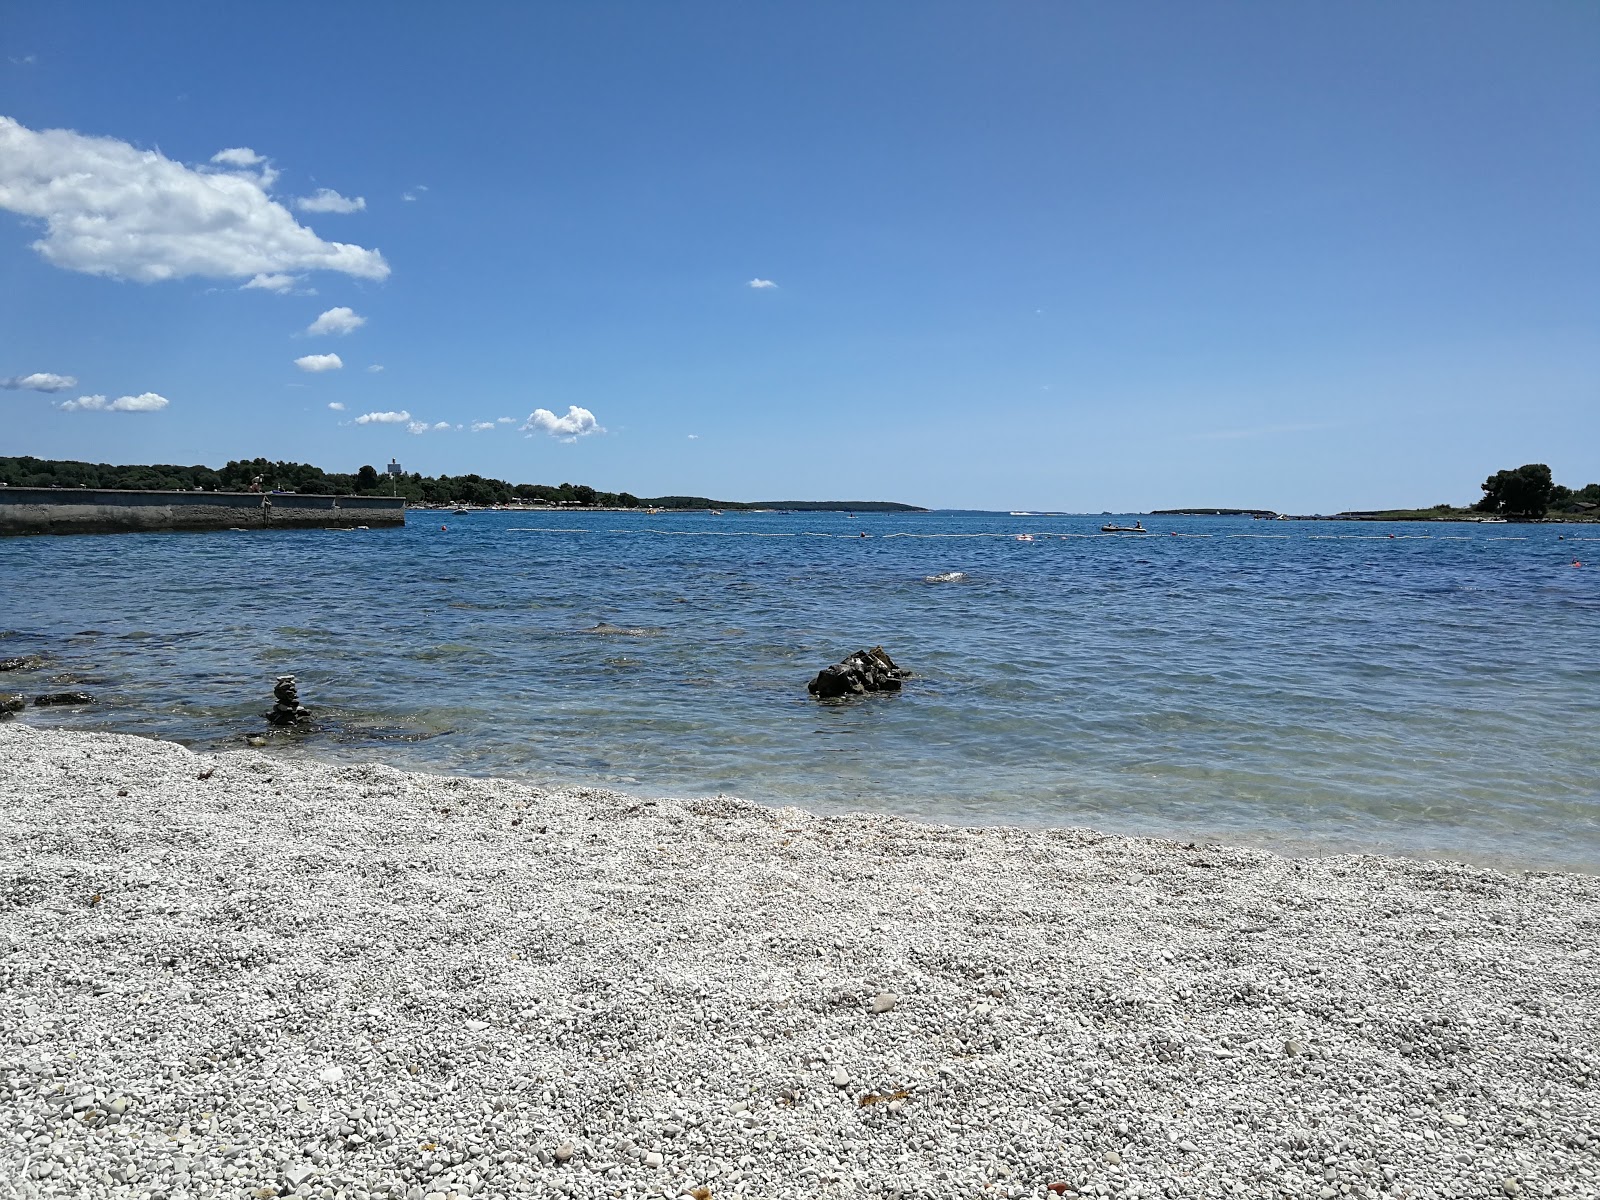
[1344,464,1599,522]
[0,456,924,511]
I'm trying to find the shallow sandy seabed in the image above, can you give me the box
[1,725,1597,1200]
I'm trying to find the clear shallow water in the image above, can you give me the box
[3,510,1597,869]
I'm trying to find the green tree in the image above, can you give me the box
[356,464,380,491]
[1477,464,1554,518]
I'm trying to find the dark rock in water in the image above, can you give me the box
[808,646,909,699]
[1,693,24,715]
[34,691,94,707]
[266,674,312,727]
[0,656,42,672]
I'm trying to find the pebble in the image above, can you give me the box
[870,992,898,1013]
[832,1068,851,1088]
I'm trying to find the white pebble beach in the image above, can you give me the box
[1,724,1597,1200]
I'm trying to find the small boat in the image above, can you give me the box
[449,506,469,515]
[1101,521,1148,533]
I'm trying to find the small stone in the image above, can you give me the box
[831,1067,850,1088]
[1178,1141,1198,1154]
[317,1065,344,1084]
[554,1143,575,1164]
[870,993,898,1014]
[1443,1113,1468,1127]
[33,691,94,707]
[645,1151,664,1168]
[285,1164,317,1189]
[465,1020,489,1032]
[1502,1178,1521,1195]
[1102,1151,1121,1165]
[1283,1040,1305,1057]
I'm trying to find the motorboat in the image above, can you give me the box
[1101,521,1148,533]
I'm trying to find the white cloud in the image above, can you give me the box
[496,416,514,423]
[294,353,343,372]
[367,363,384,373]
[59,391,168,412]
[242,272,297,292]
[1,371,77,392]
[0,117,390,283]
[686,433,700,439]
[521,405,603,442]
[306,306,365,336]
[355,409,411,424]
[470,421,497,432]
[328,401,345,411]
[406,420,453,435]
[748,278,777,289]
[294,188,366,214]
[210,147,265,167]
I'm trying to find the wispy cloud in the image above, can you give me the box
[242,272,297,293]
[328,401,345,411]
[59,392,168,412]
[294,188,366,214]
[686,433,700,440]
[210,147,265,168]
[747,278,777,289]
[408,420,452,435]
[354,409,410,424]
[1,372,77,393]
[0,117,388,283]
[367,363,384,373]
[294,353,343,372]
[306,306,365,336]
[521,405,603,442]
[1191,421,1341,442]
[470,421,497,432]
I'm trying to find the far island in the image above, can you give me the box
[0,456,927,514]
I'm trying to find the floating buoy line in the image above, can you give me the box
[501,526,1595,548]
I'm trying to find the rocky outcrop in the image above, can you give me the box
[266,675,311,727]
[1,694,24,716]
[33,691,94,707]
[0,656,42,672]
[807,646,909,699]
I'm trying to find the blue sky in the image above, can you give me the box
[3,2,1596,511]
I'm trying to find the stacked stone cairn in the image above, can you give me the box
[266,674,312,727]
[807,645,909,699]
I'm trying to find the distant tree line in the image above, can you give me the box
[0,456,643,507]
[1475,463,1600,519]
[0,456,924,511]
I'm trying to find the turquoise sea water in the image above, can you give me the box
[3,510,1597,868]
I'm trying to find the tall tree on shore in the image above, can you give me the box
[1476,463,1554,517]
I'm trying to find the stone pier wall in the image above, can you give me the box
[0,487,406,536]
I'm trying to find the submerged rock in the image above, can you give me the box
[33,691,94,707]
[266,674,312,727]
[1,693,24,716]
[0,656,42,672]
[807,646,909,699]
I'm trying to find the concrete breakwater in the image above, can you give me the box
[0,486,405,536]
